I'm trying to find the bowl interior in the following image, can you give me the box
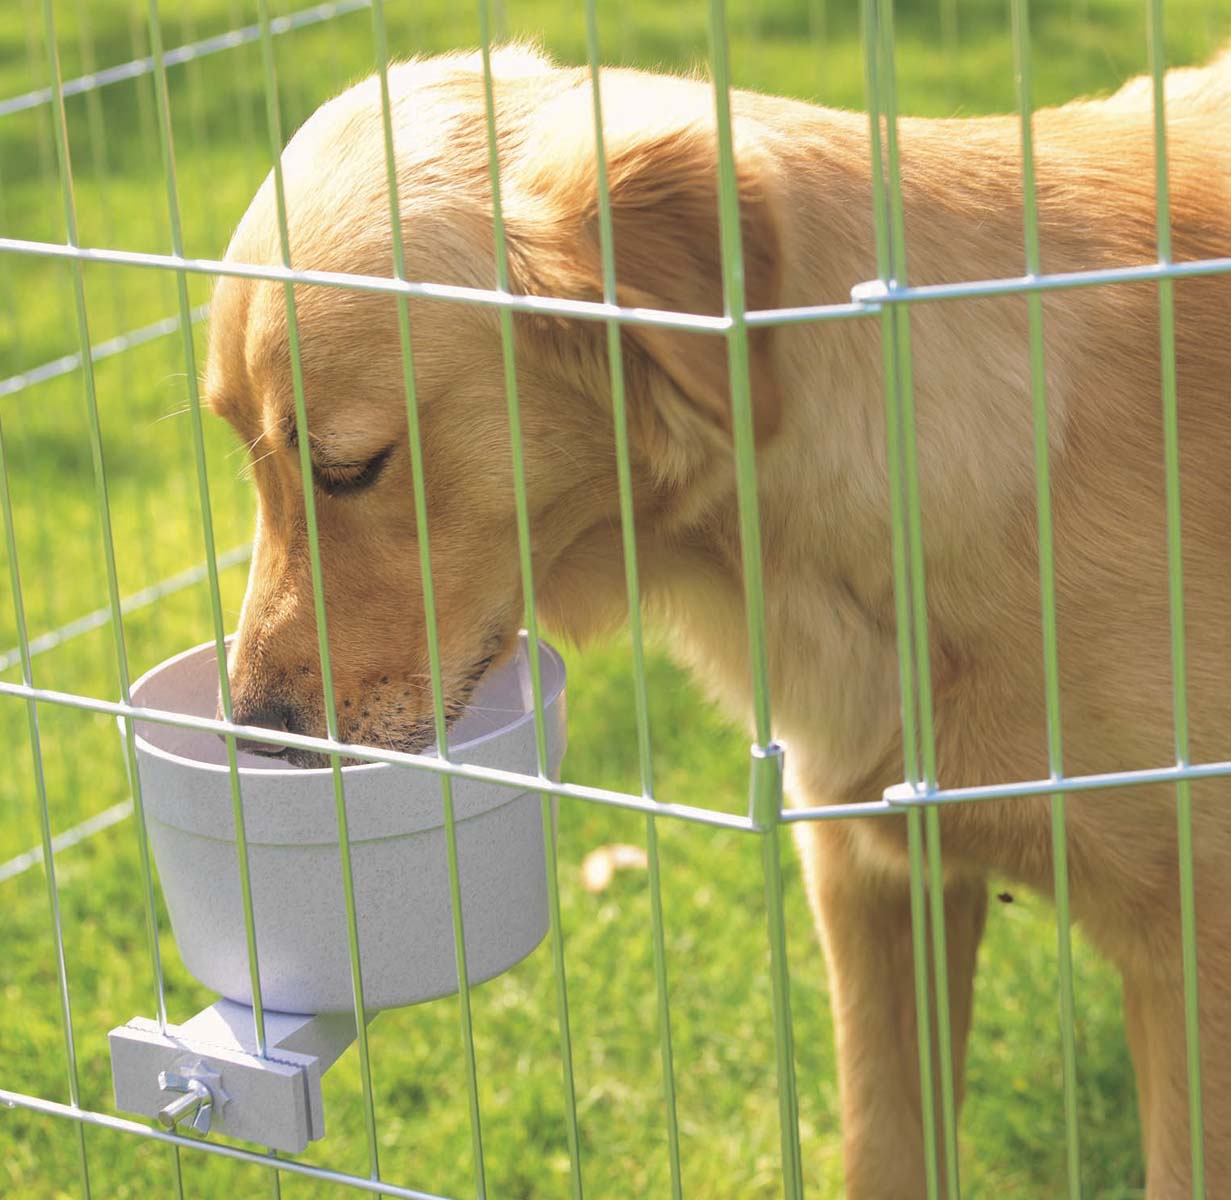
[131,636,557,773]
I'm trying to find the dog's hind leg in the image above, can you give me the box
[795,819,988,1199]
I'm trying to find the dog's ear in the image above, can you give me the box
[511,110,782,446]
[585,125,782,443]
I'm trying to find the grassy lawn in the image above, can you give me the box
[0,1,1225,1197]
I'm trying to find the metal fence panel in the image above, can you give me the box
[1,1,1228,1197]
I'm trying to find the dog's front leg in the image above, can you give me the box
[1119,902,1231,1199]
[794,820,987,1199]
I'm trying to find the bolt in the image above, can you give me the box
[156,1063,227,1136]
[157,1077,212,1131]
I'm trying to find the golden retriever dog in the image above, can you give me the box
[204,44,1231,1198]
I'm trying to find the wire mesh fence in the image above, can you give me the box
[1,0,1229,1197]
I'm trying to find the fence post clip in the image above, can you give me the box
[748,741,785,830]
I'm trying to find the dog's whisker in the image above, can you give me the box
[453,705,525,721]
[154,404,193,424]
[239,446,280,479]
[226,434,265,461]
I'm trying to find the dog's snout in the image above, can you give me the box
[230,697,298,757]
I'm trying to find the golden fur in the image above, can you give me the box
[205,46,1231,1197]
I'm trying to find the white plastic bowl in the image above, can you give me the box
[126,635,566,1014]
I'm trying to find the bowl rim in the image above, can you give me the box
[126,634,566,780]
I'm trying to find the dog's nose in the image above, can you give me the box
[229,698,297,757]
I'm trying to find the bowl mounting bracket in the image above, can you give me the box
[109,998,361,1153]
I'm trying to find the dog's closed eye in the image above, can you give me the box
[311,443,395,498]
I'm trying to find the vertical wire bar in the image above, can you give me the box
[862,0,919,790]
[875,1,935,789]
[919,648,953,1183]
[473,10,584,1196]
[96,11,179,1181]
[163,7,219,639]
[861,0,938,1194]
[177,8,221,250]
[0,149,65,666]
[940,0,958,78]
[128,1,180,560]
[581,0,655,818]
[906,809,939,1200]
[228,0,259,177]
[19,0,90,656]
[1146,5,1204,1192]
[579,5,683,1193]
[20,0,56,187]
[809,0,827,94]
[75,0,129,333]
[705,4,802,1197]
[490,0,509,41]
[369,5,488,1194]
[1010,1,1082,1192]
[80,5,162,644]
[128,6,175,313]
[752,749,803,1200]
[282,15,315,146]
[873,1,962,1191]
[39,2,186,1192]
[40,0,174,1045]
[144,12,283,1197]
[474,5,553,850]
[328,0,353,97]
[13,0,81,644]
[705,0,772,752]
[0,164,22,368]
[641,808,680,1195]
[253,3,384,1187]
[0,416,92,1198]
[85,1,165,640]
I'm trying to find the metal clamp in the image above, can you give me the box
[849,278,892,308]
[883,780,930,807]
[748,741,786,829]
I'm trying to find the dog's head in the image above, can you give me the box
[204,48,781,765]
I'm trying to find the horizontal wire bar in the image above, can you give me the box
[0,303,209,398]
[783,755,1231,817]
[0,1088,449,1200]
[4,645,1220,823]
[0,677,754,830]
[886,757,1231,808]
[781,798,899,822]
[6,237,1228,328]
[0,0,372,120]
[0,542,252,673]
[851,254,1231,306]
[0,237,734,331]
[0,799,131,886]
[745,300,874,325]
[10,648,1219,821]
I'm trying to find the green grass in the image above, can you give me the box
[0,1,1225,1197]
